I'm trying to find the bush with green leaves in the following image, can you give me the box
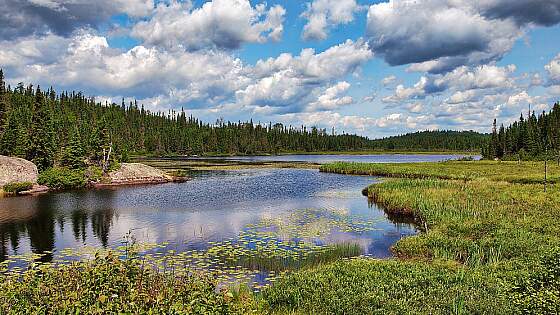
[2,181,33,194]
[37,167,87,190]
[0,253,248,314]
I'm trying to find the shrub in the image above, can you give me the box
[0,253,245,314]
[2,182,33,195]
[38,167,87,190]
[456,156,474,161]
[168,169,189,178]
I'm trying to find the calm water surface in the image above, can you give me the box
[0,155,430,287]
[0,168,416,263]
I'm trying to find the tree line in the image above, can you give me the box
[371,130,489,152]
[483,102,560,160]
[0,70,376,172]
[0,70,492,172]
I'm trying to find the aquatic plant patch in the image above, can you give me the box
[1,207,385,294]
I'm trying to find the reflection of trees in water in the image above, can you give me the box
[91,208,115,248]
[27,194,56,262]
[0,190,117,263]
[0,224,25,262]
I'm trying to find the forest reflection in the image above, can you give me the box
[0,190,117,263]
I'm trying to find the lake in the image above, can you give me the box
[173,153,479,164]
[0,154,456,286]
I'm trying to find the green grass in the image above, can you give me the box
[320,160,560,184]
[4,161,560,314]
[264,161,560,314]
[213,243,363,272]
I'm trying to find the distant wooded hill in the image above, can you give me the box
[371,130,489,152]
[0,70,490,172]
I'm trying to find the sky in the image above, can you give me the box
[1,0,560,138]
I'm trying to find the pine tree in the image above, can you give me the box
[29,86,55,171]
[61,126,85,169]
[0,69,8,131]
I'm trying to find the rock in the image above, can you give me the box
[100,163,172,186]
[0,155,38,187]
[19,184,49,196]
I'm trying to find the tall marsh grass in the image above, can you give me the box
[320,160,560,184]
[265,162,560,314]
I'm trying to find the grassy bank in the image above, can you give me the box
[321,160,560,184]
[265,162,560,314]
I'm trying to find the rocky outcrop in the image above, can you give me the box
[98,163,175,186]
[0,155,38,186]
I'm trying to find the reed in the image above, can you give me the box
[215,242,363,272]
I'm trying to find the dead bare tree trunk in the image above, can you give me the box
[103,142,112,174]
[544,146,548,192]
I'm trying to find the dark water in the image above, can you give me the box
[0,168,416,264]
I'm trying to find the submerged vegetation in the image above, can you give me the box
[1,206,382,313]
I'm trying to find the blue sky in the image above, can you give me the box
[1,0,560,138]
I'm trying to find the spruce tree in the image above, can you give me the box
[61,126,85,169]
[29,86,55,171]
[89,118,111,167]
[0,69,8,132]
[0,111,18,155]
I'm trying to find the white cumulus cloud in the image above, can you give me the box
[131,0,285,51]
[301,0,361,40]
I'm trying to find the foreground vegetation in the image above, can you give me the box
[0,253,255,314]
